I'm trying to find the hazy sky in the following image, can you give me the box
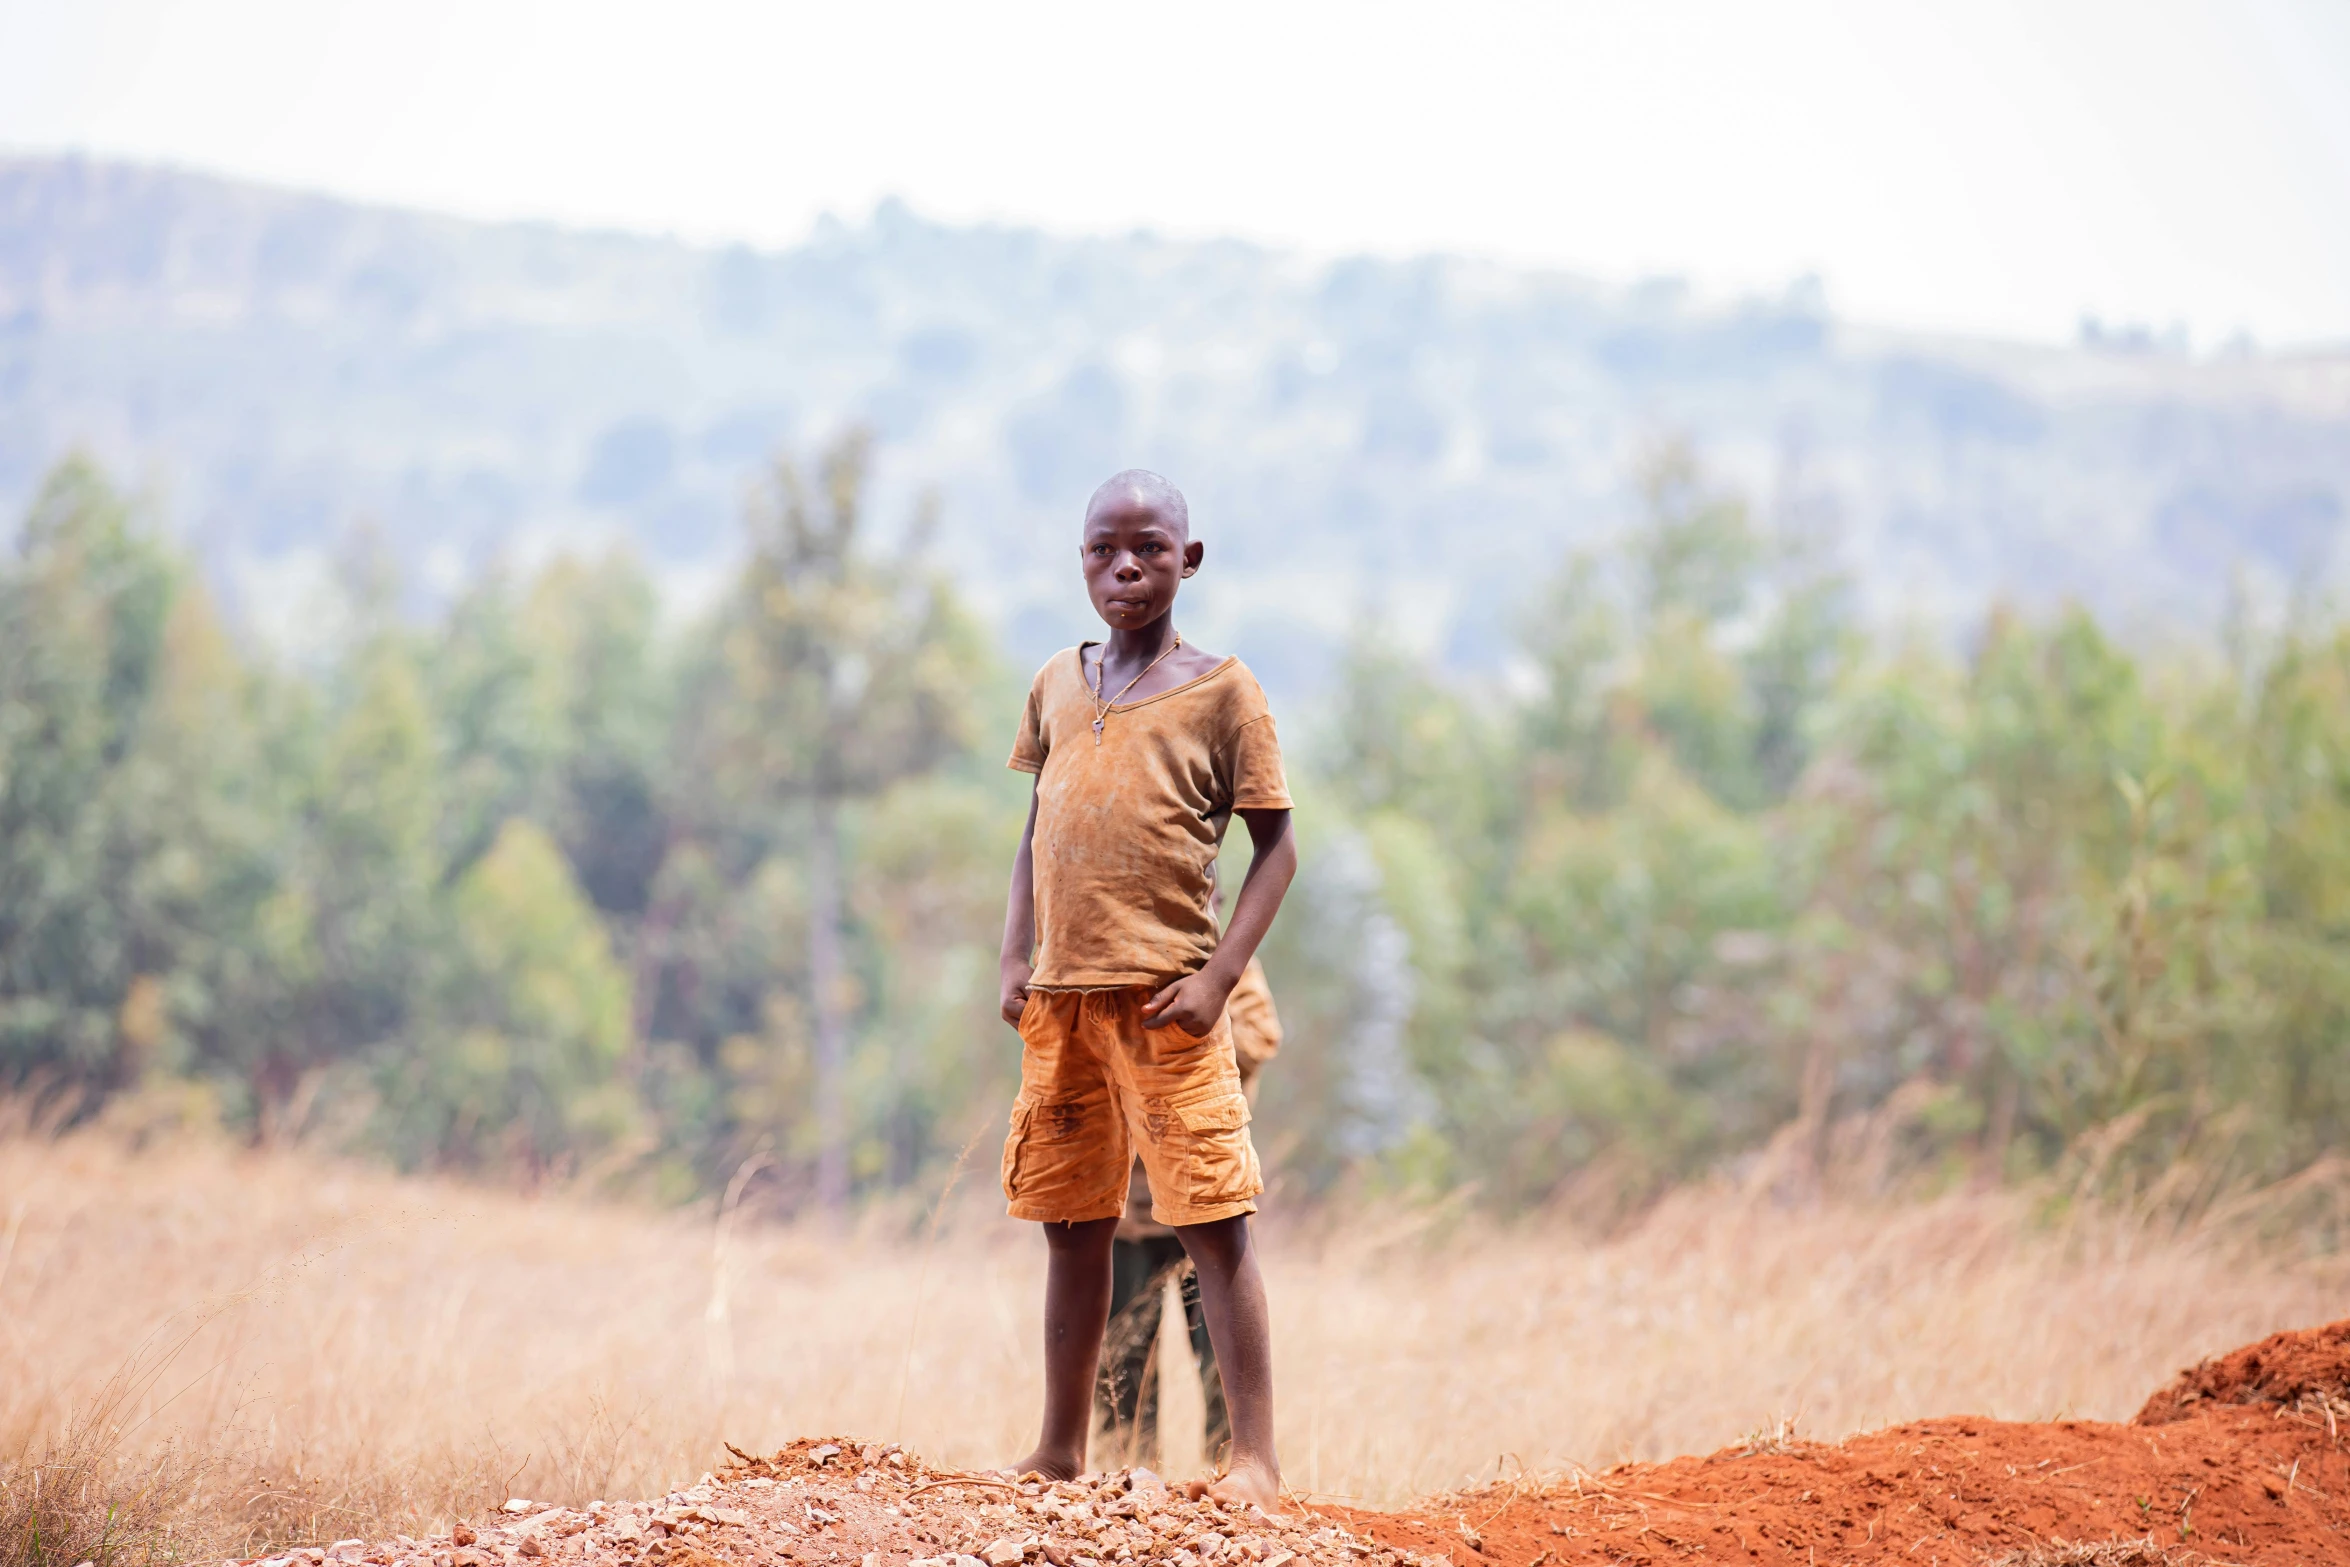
[4,0,2347,347]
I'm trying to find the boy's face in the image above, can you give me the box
[1081,493,1203,632]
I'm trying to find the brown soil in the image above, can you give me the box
[1337,1405,2349,1565]
[242,1320,2350,1567]
[1342,1316,2350,1565]
[2136,1319,2350,1427]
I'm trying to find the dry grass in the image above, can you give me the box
[4,1121,2346,1562]
[0,1331,224,1567]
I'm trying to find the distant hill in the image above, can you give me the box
[5,153,2347,692]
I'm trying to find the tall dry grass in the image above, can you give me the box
[5,1119,2346,1563]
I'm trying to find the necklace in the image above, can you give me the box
[1087,634,1183,745]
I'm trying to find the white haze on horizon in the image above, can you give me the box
[1,0,2347,349]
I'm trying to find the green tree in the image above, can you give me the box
[685,432,985,1208]
[0,461,180,1093]
[381,817,638,1173]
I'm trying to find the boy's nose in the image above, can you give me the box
[1115,558,1143,581]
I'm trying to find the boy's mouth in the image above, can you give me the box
[1106,596,1153,614]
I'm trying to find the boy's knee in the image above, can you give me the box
[1173,1213,1251,1271]
[1042,1215,1120,1251]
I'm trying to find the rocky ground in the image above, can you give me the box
[234,1441,1438,1567]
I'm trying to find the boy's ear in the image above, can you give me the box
[1181,539,1204,578]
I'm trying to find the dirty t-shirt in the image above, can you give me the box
[1008,648,1291,989]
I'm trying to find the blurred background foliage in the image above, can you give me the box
[6,434,2349,1217]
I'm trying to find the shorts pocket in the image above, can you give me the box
[1003,1094,1110,1212]
[1168,1021,1219,1054]
[1173,1091,1259,1207]
[1015,987,1049,1041]
[999,1099,1035,1201]
[1174,1093,1249,1134]
[1150,1011,1230,1076]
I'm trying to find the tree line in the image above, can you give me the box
[5,438,2347,1214]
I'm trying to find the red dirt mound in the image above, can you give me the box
[1344,1318,2350,1566]
[2136,1319,2350,1427]
[1344,1408,2347,1565]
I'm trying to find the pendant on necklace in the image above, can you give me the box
[1092,717,1105,745]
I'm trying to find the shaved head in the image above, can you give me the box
[1086,469,1190,536]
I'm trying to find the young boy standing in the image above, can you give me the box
[997,469,1297,1510]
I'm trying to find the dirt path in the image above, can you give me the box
[240,1321,2350,1567]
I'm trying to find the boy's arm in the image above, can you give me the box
[999,782,1042,1026]
[1143,806,1295,1034]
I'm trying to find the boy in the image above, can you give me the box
[997,469,1297,1510]
[1096,957,1283,1470]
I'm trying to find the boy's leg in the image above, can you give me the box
[1012,1216,1121,1481]
[1003,990,1132,1479]
[1173,1215,1279,1510]
[1179,1258,1231,1463]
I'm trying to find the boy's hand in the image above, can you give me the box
[1000,958,1035,1028]
[1142,966,1237,1036]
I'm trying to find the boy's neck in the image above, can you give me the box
[1100,617,1180,668]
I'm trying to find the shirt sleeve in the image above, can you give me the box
[1228,713,1292,809]
[1007,679,1047,774]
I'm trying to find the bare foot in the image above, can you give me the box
[1205,1456,1281,1515]
[1006,1449,1082,1482]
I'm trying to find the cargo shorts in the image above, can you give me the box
[1002,986,1263,1227]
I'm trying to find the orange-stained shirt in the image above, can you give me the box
[1008,647,1292,989]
